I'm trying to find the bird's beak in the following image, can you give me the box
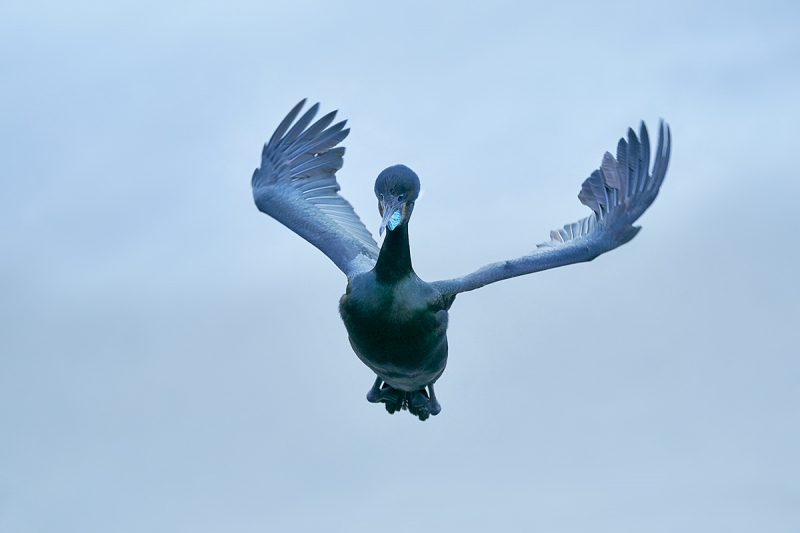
[379,200,403,236]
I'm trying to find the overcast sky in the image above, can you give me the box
[1,1,799,532]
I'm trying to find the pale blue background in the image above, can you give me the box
[1,1,799,531]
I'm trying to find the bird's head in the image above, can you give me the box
[374,164,421,236]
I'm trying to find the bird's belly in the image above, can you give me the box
[348,319,448,391]
[339,284,449,391]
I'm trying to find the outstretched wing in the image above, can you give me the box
[252,100,379,277]
[431,120,671,297]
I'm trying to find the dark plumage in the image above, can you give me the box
[251,100,671,421]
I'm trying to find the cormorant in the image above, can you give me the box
[251,100,671,421]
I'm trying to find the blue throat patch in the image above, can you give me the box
[387,210,402,231]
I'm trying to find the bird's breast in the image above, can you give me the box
[338,273,449,390]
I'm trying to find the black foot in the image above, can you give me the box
[366,378,442,421]
[408,389,432,421]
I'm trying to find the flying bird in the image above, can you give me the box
[251,100,671,421]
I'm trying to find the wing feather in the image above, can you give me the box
[266,99,305,148]
[252,101,379,276]
[432,120,670,297]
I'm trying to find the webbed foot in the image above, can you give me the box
[409,383,441,421]
[408,390,433,421]
[366,377,404,414]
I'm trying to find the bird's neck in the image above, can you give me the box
[375,224,413,282]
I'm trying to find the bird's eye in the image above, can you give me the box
[398,194,405,202]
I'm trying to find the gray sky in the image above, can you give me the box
[1,1,799,531]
